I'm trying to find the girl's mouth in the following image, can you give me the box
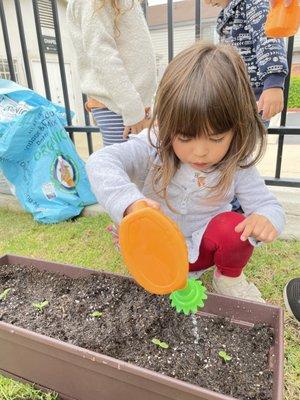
[191,162,208,170]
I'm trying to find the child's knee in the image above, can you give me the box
[210,211,244,231]
[206,212,247,247]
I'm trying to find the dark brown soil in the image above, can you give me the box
[0,264,274,400]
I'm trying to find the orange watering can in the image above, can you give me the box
[119,200,207,314]
[265,0,300,37]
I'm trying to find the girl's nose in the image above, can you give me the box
[193,143,209,158]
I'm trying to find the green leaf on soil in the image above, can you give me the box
[218,350,232,362]
[0,288,11,301]
[32,300,49,312]
[90,311,103,318]
[151,338,169,349]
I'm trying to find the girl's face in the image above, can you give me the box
[172,130,234,171]
[204,0,230,8]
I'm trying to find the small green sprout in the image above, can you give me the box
[151,338,169,349]
[32,300,49,312]
[90,311,103,318]
[0,288,11,301]
[218,350,232,363]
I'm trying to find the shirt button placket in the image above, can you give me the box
[181,190,188,214]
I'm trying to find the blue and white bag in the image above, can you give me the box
[0,79,96,223]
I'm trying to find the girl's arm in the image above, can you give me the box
[246,0,288,120]
[245,0,288,88]
[234,166,285,239]
[86,131,155,223]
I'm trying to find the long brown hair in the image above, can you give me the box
[149,42,266,201]
[94,0,135,35]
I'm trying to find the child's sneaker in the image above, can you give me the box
[283,278,300,322]
[189,266,214,280]
[212,270,265,303]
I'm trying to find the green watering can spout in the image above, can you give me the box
[169,278,208,315]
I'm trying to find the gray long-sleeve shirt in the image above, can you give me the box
[86,130,285,262]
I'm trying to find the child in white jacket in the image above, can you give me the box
[66,0,157,145]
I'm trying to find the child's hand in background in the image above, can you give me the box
[235,214,278,243]
[257,88,284,120]
[124,198,160,216]
[123,108,152,138]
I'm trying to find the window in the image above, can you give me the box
[0,59,19,82]
[38,0,54,29]
[201,24,217,44]
[155,53,166,81]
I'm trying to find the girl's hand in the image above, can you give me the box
[84,99,106,112]
[123,109,152,138]
[123,119,145,138]
[257,88,284,120]
[124,198,160,216]
[235,214,278,243]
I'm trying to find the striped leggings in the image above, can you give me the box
[91,108,127,146]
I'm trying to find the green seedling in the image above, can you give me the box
[32,300,49,312]
[0,288,11,301]
[218,350,232,363]
[90,311,103,318]
[151,338,169,349]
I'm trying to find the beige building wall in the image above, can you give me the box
[150,20,218,80]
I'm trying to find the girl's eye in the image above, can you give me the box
[210,136,224,143]
[177,136,191,142]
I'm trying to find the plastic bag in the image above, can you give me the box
[0,79,96,223]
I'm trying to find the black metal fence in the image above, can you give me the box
[0,0,299,187]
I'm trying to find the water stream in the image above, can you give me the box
[191,314,199,344]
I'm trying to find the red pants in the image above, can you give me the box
[189,212,254,278]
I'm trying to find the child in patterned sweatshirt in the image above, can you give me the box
[205,0,288,123]
[205,0,288,211]
[66,0,157,146]
[86,43,285,303]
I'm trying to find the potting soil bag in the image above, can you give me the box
[0,79,96,223]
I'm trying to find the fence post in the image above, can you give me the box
[275,36,295,179]
[14,0,33,89]
[195,0,201,41]
[50,0,74,141]
[0,0,16,81]
[32,0,52,100]
[167,0,174,62]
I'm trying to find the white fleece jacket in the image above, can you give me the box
[66,0,157,126]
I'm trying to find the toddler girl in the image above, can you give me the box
[86,43,285,302]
